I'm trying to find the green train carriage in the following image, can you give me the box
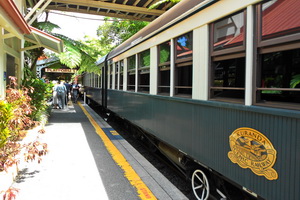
[83,0,300,199]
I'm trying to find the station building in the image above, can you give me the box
[0,0,63,98]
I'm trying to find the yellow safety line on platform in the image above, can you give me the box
[78,102,157,200]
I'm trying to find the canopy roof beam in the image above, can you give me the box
[51,0,164,16]
[25,0,52,25]
[26,0,173,22]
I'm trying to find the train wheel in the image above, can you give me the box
[191,169,210,200]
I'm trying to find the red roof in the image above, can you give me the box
[262,0,300,39]
[30,26,62,41]
[224,32,244,48]
[0,0,31,34]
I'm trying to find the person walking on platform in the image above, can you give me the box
[71,82,80,103]
[52,81,59,109]
[55,81,67,109]
[64,81,72,105]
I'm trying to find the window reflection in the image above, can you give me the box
[158,41,171,95]
[138,50,150,93]
[120,60,124,90]
[262,0,300,40]
[176,32,193,59]
[159,41,170,64]
[213,12,244,51]
[127,55,135,91]
[212,58,245,99]
[260,49,300,103]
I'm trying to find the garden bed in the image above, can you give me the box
[0,125,47,197]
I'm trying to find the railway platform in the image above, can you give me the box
[11,101,188,200]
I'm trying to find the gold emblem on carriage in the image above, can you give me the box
[228,127,278,180]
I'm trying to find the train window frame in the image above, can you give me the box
[158,41,171,95]
[115,62,118,90]
[109,63,113,89]
[138,49,150,93]
[211,10,246,57]
[174,32,193,98]
[95,73,98,88]
[119,60,124,90]
[257,1,300,48]
[209,10,247,104]
[127,55,136,91]
[175,32,193,61]
[254,0,300,110]
[97,73,101,88]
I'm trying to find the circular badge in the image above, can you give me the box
[228,127,278,180]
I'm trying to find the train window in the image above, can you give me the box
[257,49,300,106]
[127,55,136,91]
[260,0,300,43]
[175,64,192,97]
[115,62,118,89]
[120,60,124,90]
[96,74,100,88]
[95,73,98,88]
[158,41,171,95]
[175,32,193,97]
[109,64,113,89]
[210,10,246,103]
[212,11,245,55]
[159,41,171,64]
[211,57,245,101]
[138,49,150,93]
[99,74,102,88]
[255,0,300,109]
[176,32,193,60]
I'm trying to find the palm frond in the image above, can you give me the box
[58,46,82,68]
[290,74,300,88]
[53,34,97,71]
[32,21,60,33]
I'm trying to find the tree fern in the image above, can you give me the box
[52,33,97,73]
[32,21,60,33]
[26,18,98,76]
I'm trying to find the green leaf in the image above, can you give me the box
[290,74,300,88]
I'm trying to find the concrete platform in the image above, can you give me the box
[11,102,188,200]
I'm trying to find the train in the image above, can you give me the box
[81,0,300,199]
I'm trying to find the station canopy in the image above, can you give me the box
[0,0,63,53]
[26,0,175,22]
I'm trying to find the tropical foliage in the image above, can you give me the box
[97,18,149,47]
[25,21,60,73]
[0,101,13,148]
[22,67,53,121]
[52,33,99,74]
[26,20,100,75]
[0,77,49,172]
[290,74,300,88]
[80,35,110,58]
[0,77,48,172]
[5,77,35,139]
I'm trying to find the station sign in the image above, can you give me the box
[45,68,77,73]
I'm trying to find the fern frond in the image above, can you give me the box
[290,74,300,88]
